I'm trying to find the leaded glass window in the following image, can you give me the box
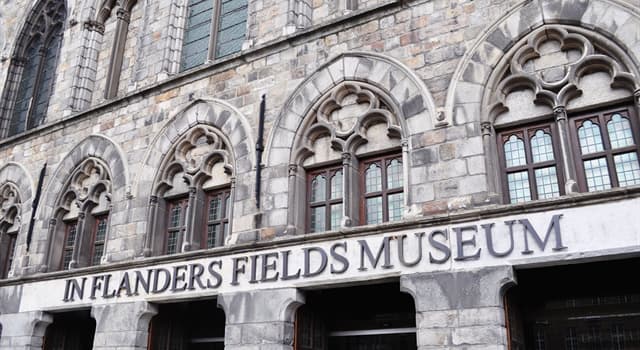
[571,109,640,192]
[362,154,404,225]
[308,167,343,233]
[7,0,66,136]
[90,216,108,266]
[204,189,230,248]
[1,233,17,279]
[499,125,563,203]
[61,221,77,270]
[165,199,188,255]
[179,0,247,72]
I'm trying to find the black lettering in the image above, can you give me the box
[454,225,481,261]
[521,214,566,254]
[134,270,151,295]
[231,257,248,286]
[207,260,223,289]
[62,279,72,302]
[152,268,171,293]
[249,255,259,284]
[260,252,280,282]
[398,233,424,267]
[187,263,206,290]
[330,242,349,274]
[428,229,451,264]
[102,275,116,299]
[484,222,514,257]
[281,250,301,280]
[117,272,133,297]
[303,247,328,277]
[90,275,105,300]
[358,237,393,271]
[171,265,188,292]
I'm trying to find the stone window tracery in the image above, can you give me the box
[292,82,406,234]
[147,125,234,256]
[486,26,640,203]
[47,158,112,270]
[0,183,21,278]
[1,0,66,137]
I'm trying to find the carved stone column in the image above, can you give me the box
[40,218,57,272]
[0,311,53,350]
[554,106,579,194]
[91,301,158,350]
[104,8,131,99]
[183,186,198,252]
[341,152,355,227]
[286,164,300,234]
[143,195,158,257]
[400,266,515,349]
[481,121,501,201]
[69,211,86,269]
[218,288,305,350]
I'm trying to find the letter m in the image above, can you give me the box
[520,214,567,254]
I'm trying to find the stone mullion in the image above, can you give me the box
[69,21,104,111]
[481,121,501,200]
[182,186,198,252]
[0,59,25,137]
[41,218,57,272]
[69,211,86,269]
[554,106,579,194]
[160,0,187,76]
[342,152,356,227]
[98,203,113,264]
[143,195,157,257]
[401,139,410,212]
[286,164,302,234]
[104,8,131,99]
[227,176,236,241]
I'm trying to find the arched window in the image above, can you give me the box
[487,26,640,204]
[47,158,112,270]
[147,125,234,256]
[0,183,21,278]
[179,0,248,71]
[2,0,66,137]
[293,82,406,233]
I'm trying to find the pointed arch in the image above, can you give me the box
[138,99,255,256]
[0,162,34,278]
[0,0,67,137]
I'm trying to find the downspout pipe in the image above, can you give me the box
[255,95,266,209]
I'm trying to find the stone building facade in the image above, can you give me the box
[0,0,639,348]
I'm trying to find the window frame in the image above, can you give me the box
[164,197,189,255]
[306,165,344,233]
[1,232,17,279]
[497,122,566,204]
[89,214,108,266]
[569,106,640,192]
[180,0,248,72]
[202,187,231,249]
[359,153,404,225]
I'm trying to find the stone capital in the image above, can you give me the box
[553,105,567,121]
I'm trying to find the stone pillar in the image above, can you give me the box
[553,106,579,194]
[481,121,501,203]
[218,288,304,350]
[400,266,515,349]
[91,301,158,350]
[0,311,52,350]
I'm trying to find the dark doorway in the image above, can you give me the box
[148,298,225,350]
[295,282,417,350]
[506,258,640,350]
[43,310,95,350]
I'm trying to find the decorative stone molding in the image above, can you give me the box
[0,183,21,233]
[55,158,112,215]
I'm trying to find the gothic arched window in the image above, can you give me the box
[0,183,21,278]
[3,0,66,137]
[147,125,234,256]
[47,158,112,270]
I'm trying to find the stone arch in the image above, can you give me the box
[265,51,439,168]
[138,99,255,254]
[0,162,34,277]
[444,0,640,126]
[36,134,127,271]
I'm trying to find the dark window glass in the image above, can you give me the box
[149,299,225,350]
[90,216,108,266]
[361,154,404,225]
[204,189,230,248]
[10,38,42,135]
[498,125,563,203]
[30,29,63,129]
[1,233,17,279]
[61,221,77,270]
[165,199,188,255]
[180,0,247,71]
[307,166,343,233]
